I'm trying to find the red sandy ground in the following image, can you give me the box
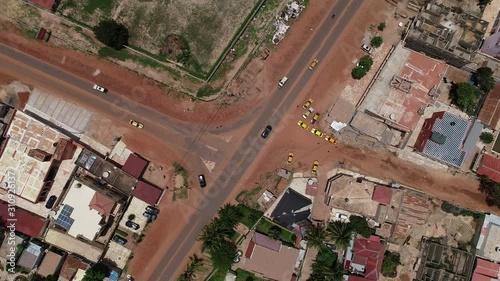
[0,1,497,280]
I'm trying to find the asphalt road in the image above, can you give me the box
[151,0,363,279]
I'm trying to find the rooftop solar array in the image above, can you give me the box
[55,205,74,230]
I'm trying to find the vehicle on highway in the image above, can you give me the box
[93,84,108,93]
[297,120,309,130]
[302,98,313,109]
[302,107,314,119]
[261,125,272,138]
[278,77,288,88]
[145,205,160,215]
[325,135,336,143]
[311,113,320,124]
[312,160,319,175]
[112,235,127,245]
[129,120,144,129]
[361,44,372,54]
[311,128,324,137]
[45,195,57,209]
[287,152,294,164]
[143,212,157,222]
[335,212,348,220]
[309,59,319,70]
[198,174,207,188]
[125,220,140,230]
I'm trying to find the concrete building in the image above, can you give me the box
[345,235,386,281]
[476,214,500,262]
[472,258,500,281]
[37,250,63,277]
[405,1,488,68]
[0,111,76,203]
[482,11,500,59]
[17,241,45,270]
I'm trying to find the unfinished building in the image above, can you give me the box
[404,1,488,68]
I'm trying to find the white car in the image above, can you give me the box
[93,84,108,93]
[361,44,372,54]
[335,212,348,220]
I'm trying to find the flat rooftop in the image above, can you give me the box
[360,45,447,131]
[44,228,103,263]
[76,149,137,195]
[0,111,69,202]
[476,214,500,261]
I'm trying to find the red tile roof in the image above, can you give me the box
[252,232,282,252]
[88,193,115,216]
[132,181,163,205]
[475,258,500,279]
[0,200,45,237]
[122,154,148,179]
[29,0,54,9]
[245,240,256,259]
[350,235,386,280]
[477,154,500,183]
[348,276,374,281]
[372,186,393,205]
[472,272,497,281]
[59,254,90,281]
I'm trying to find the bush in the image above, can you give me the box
[128,214,136,220]
[93,19,129,50]
[381,251,401,277]
[371,36,383,48]
[450,82,480,115]
[358,55,374,71]
[473,67,495,93]
[351,67,367,80]
[348,215,374,238]
[480,132,495,144]
[378,22,386,31]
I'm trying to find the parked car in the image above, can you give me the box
[325,135,336,144]
[278,77,288,88]
[145,206,160,215]
[143,212,157,222]
[261,125,272,138]
[302,107,314,119]
[311,128,324,137]
[311,113,320,124]
[302,98,313,109]
[287,152,294,164]
[125,221,140,230]
[45,195,57,209]
[335,212,348,220]
[112,235,127,245]
[129,120,144,129]
[298,120,309,130]
[312,160,319,175]
[309,59,319,70]
[361,44,372,54]
[198,174,207,188]
[93,84,108,93]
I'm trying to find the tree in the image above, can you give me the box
[310,248,345,281]
[30,275,58,281]
[306,225,327,250]
[93,19,129,50]
[268,225,282,240]
[480,132,495,144]
[479,175,500,208]
[479,0,492,6]
[327,221,353,249]
[198,218,233,253]
[359,55,374,71]
[351,67,367,80]
[381,251,401,277]
[82,263,110,281]
[472,67,495,93]
[371,36,383,48]
[218,204,242,229]
[348,215,374,238]
[450,82,480,115]
[209,239,237,269]
[178,255,203,281]
[377,22,386,31]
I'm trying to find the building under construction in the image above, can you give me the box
[404,1,488,68]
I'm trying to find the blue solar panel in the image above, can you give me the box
[56,205,75,230]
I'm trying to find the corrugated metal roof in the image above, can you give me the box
[463,120,483,154]
[422,112,469,167]
[477,154,500,183]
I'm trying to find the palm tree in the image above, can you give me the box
[178,255,203,281]
[310,255,346,281]
[198,218,232,253]
[327,221,353,249]
[218,204,242,229]
[306,225,327,250]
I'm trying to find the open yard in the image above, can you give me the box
[58,0,260,74]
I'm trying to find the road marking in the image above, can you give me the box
[201,158,216,173]
[205,145,218,152]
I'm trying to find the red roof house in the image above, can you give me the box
[89,193,115,216]
[348,235,386,280]
[132,181,163,205]
[477,154,500,183]
[122,154,149,179]
[372,186,393,205]
[0,200,45,237]
[472,258,500,281]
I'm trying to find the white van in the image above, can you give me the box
[278,77,288,88]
